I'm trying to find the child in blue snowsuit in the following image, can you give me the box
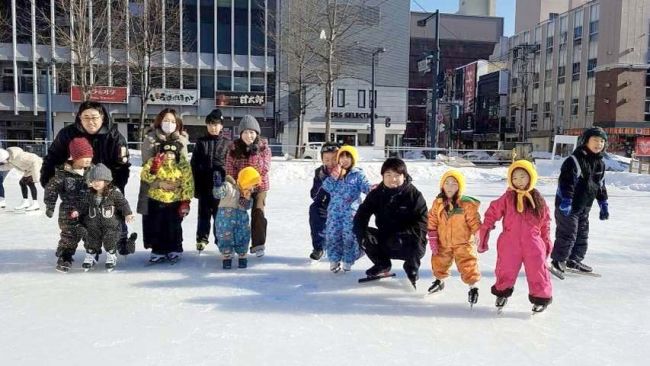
[213,166,261,269]
[322,145,371,273]
[308,142,340,261]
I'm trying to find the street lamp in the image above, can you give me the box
[370,47,385,146]
[417,10,440,152]
[37,57,55,148]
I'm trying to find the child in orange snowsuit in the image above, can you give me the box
[426,170,482,305]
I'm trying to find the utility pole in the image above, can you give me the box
[417,10,440,153]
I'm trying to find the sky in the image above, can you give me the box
[410,0,516,36]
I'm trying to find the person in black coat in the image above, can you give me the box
[353,158,428,288]
[551,127,609,276]
[307,142,339,260]
[41,101,132,254]
[190,109,230,251]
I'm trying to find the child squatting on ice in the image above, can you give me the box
[426,170,482,306]
[322,145,371,273]
[212,166,261,269]
[477,160,553,314]
[71,164,135,272]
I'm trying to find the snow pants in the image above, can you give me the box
[431,242,480,285]
[84,223,120,254]
[492,237,553,306]
[552,206,591,263]
[362,227,424,280]
[196,194,220,244]
[147,199,183,255]
[250,191,267,253]
[309,203,327,252]
[215,207,250,256]
[55,215,85,258]
[325,210,361,265]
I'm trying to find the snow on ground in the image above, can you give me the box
[1,162,650,365]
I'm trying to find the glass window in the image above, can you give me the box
[233,71,248,91]
[183,0,198,52]
[369,90,377,108]
[251,0,265,56]
[337,89,345,107]
[183,70,197,89]
[358,90,366,108]
[234,0,249,55]
[217,70,231,91]
[200,70,214,98]
[250,72,265,92]
[217,0,232,54]
[200,2,215,53]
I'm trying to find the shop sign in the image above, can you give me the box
[330,112,374,119]
[70,86,128,103]
[215,92,265,107]
[148,88,198,105]
[635,136,650,157]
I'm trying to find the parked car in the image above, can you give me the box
[302,142,324,159]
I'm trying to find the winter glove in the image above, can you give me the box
[558,198,572,217]
[477,227,490,253]
[427,230,439,255]
[45,208,54,218]
[178,200,190,218]
[598,200,609,220]
[213,171,223,188]
[150,153,165,175]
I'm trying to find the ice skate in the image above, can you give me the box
[223,258,232,269]
[56,255,73,273]
[549,260,566,280]
[82,252,98,271]
[167,252,182,264]
[495,296,508,314]
[342,262,352,272]
[196,240,208,252]
[468,287,479,307]
[309,249,324,261]
[0,198,6,208]
[238,257,248,269]
[330,261,341,273]
[532,304,548,314]
[427,279,445,294]
[14,199,30,211]
[105,251,117,272]
[25,201,40,211]
[566,259,593,273]
[148,253,167,264]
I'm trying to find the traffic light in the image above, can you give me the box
[436,72,445,99]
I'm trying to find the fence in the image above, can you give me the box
[0,139,50,157]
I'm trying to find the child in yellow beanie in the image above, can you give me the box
[426,170,482,306]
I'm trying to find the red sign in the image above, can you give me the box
[70,86,128,103]
[463,63,477,114]
[635,136,650,157]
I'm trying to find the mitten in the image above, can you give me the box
[178,200,190,218]
[477,228,490,253]
[559,198,572,217]
[213,171,223,188]
[150,153,165,175]
[598,200,609,220]
[427,230,439,255]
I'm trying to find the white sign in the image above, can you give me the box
[148,88,199,106]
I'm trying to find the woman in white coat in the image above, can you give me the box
[6,147,42,211]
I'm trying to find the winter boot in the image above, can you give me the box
[25,200,40,211]
[149,253,167,264]
[468,287,479,306]
[105,251,117,272]
[223,258,232,269]
[342,262,352,272]
[330,261,341,273]
[196,240,208,252]
[309,249,324,261]
[14,199,30,210]
[365,264,391,277]
[238,257,248,269]
[82,251,98,271]
[566,259,593,273]
[427,279,445,294]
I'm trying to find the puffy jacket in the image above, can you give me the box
[321,167,371,213]
[79,187,132,228]
[40,104,129,190]
[7,147,43,181]
[213,176,250,210]
[43,163,91,218]
[555,145,607,210]
[191,133,229,198]
[428,195,481,246]
[140,157,194,203]
[225,138,271,192]
[141,128,190,163]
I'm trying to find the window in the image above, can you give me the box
[251,0,265,56]
[200,70,214,98]
[183,70,197,89]
[234,0,249,55]
[358,90,366,108]
[558,66,566,84]
[217,70,231,91]
[589,4,599,35]
[574,9,584,41]
[369,90,377,108]
[337,89,345,107]
[511,77,518,93]
[1,68,13,92]
[217,0,232,54]
[250,72,265,92]
[183,0,198,52]
[587,59,597,78]
[200,2,215,53]
[233,71,248,91]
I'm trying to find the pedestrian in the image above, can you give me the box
[43,137,94,272]
[307,142,339,261]
[72,164,135,272]
[40,101,133,253]
[138,108,189,252]
[353,158,428,288]
[190,108,229,252]
[140,140,194,263]
[477,160,553,313]
[225,115,271,257]
[322,145,371,273]
[6,147,42,211]
[550,127,609,279]
[426,170,482,305]
[0,148,9,208]
[213,167,261,269]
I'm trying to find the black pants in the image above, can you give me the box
[196,195,219,243]
[552,206,591,262]
[250,191,268,252]
[19,177,37,200]
[147,199,183,255]
[308,203,327,251]
[361,227,424,279]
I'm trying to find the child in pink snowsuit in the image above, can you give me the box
[477,160,553,313]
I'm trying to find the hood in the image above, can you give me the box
[439,170,466,197]
[6,146,24,162]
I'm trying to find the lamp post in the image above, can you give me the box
[37,57,55,149]
[370,47,385,146]
[417,10,440,153]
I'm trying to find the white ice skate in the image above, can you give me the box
[82,252,98,271]
[105,251,117,272]
[14,199,30,210]
[0,198,6,208]
[25,201,40,211]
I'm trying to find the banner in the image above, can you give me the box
[148,88,199,106]
[70,86,127,103]
[215,92,265,107]
[635,136,650,157]
[463,63,477,114]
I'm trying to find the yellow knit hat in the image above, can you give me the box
[237,167,261,190]
[337,145,359,167]
[507,159,539,213]
[439,170,466,197]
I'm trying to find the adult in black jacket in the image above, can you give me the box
[353,158,428,287]
[41,101,130,191]
[190,109,230,249]
[41,101,131,253]
[551,127,609,276]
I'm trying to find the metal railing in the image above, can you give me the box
[0,139,50,157]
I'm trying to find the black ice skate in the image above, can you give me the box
[495,296,508,314]
[566,259,593,273]
[532,304,548,314]
[549,260,566,280]
[223,258,232,269]
[427,279,445,294]
[238,257,248,268]
[309,249,324,261]
[56,255,73,273]
[468,287,479,307]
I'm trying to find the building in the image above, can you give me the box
[0,0,278,146]
[506,0,650,155]
[515,0,589,34]
[458,0,496,17]
[278,0,410,150]
[407,11,503,146]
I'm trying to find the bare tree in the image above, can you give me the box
[0,6,10,43]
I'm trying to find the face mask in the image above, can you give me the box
[161,121,177,134]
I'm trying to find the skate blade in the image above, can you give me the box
[106,267,115,273]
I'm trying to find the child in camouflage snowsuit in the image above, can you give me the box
[213,166,261,269]
[43,137,94,272]
[72,164,135,271]
[322,145,371,273]
[140,140,194,263]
